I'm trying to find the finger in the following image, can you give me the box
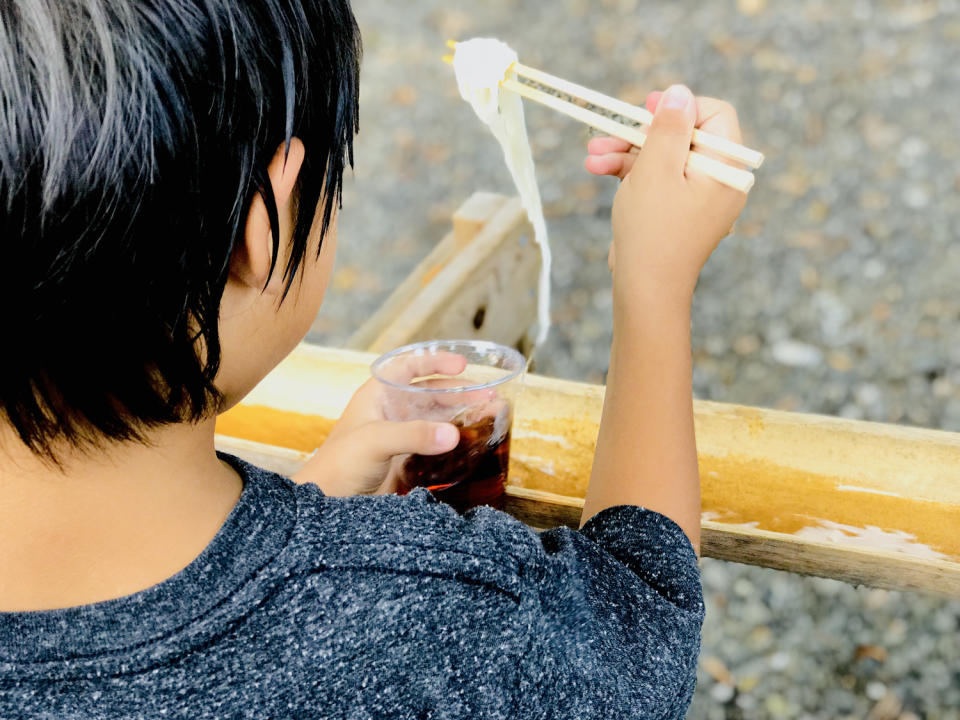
[691,96,742,142]
[416,351,468,378]
[648,91,741,144]
[403,377,498,412]
[587,136,633,155]
[364,420,460,460]
[403,351,467,380]
[645,91,662,114]
[377,456,405,495]
[584,152,636,180]
[684,98,745,189]
[379,351,468,385]
[639,84,697,178]
[327,377,383,433]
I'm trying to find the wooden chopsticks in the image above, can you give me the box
[502,77,756,193]
[513,63,763,170]
[445,43,762,193]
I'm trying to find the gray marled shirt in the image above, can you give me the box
[0,455,704,719]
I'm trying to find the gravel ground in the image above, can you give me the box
[309,1,960,717]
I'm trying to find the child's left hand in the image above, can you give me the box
[291,355,465,497]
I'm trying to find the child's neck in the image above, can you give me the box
[0,418,243,612]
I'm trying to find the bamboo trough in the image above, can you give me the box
[217,194,960,597]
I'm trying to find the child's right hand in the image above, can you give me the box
[580,86,749,549]
[585,85,747,313]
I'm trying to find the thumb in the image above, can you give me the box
[364,420,460,461]
[641,84,696,177]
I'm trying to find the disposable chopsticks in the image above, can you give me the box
[501,78,755,193]
[513,63,764,171]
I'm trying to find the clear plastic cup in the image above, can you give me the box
[371,339,526,512]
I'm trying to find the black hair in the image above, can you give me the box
[0,0,361,460]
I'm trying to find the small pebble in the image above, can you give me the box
[764,693,793,718]
[769,651,791,671]
[902,186,931,209]
[709,683,735,704]
[864,259,887,279]
[771,339,824,368]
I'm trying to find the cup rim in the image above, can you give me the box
[370,339,526,394]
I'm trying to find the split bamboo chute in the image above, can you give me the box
[216,343,960,597]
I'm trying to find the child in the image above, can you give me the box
[0,1,746,718]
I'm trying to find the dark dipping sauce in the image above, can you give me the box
[398,413,511,513]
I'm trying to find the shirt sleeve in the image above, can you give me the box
[516,505,704,720]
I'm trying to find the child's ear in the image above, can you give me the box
[232,138,306,293]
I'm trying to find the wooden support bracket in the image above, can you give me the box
[216,344,960,597]
[346,192,541,356]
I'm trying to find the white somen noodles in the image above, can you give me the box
[452,38,552,359]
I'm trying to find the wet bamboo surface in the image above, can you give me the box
[216,343,960,596]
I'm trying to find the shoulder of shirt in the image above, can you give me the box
[269,472,549,601]
[237,461,701,616]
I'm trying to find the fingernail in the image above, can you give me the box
[435,424,459,448]
[662,85,691,110]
